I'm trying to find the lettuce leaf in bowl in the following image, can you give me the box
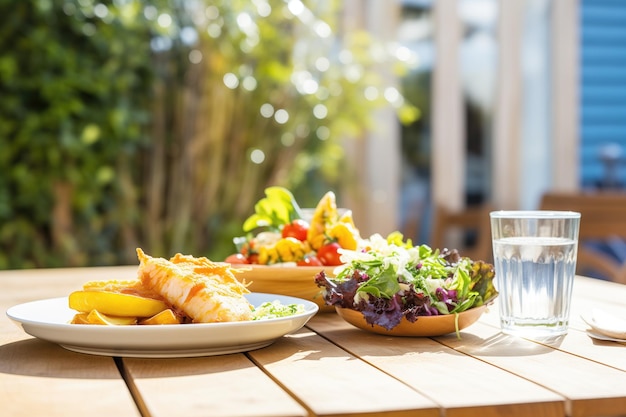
[314,234,498,331]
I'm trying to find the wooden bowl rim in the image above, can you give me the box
[335,304,488,337]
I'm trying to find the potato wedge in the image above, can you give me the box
[86,310,137,325]
[139,309,182,325]
[69,290,168,317]
[71,311,138,325]
[71,312,91,324]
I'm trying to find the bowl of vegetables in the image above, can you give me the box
[314,234,498,336]
[225,187,361,312]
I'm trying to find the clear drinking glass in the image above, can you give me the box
[490,210,581,337]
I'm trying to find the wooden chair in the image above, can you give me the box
[539,191,626,284]
[430,204,494,262]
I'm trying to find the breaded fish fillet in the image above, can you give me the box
[136,248,253,322]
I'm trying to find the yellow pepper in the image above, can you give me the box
[257,245,279,264]
[338,209,357,227]
[258,237,307,264]
[307,191,338,250]
[328,222,359,250]
[308,234,327,252]
[276,237,307,261]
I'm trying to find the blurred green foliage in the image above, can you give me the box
[0,0,159,268]
[0,0,416,269]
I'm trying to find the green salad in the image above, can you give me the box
[314,233,498,331]
[252,301,305,320]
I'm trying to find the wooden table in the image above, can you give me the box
[2,266,626,417]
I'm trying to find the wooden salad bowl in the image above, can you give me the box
[232,264,338,313]
[335,304,489,336]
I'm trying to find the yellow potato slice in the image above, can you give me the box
[86,310,137,325]
[71,312,91,324]
[139,309,182,325]
[68,290,168,317]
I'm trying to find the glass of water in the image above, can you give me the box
[490,210,581,337]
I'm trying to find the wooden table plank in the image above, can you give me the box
[548,328,626,371]
[573,276,626,303]
[121,354,308,417]
[480,275,626,372]
[0,339,139,417]
[1,266,142,417]
[248,327,439,417]
[307,314,565,417]
[477,295,596,335]
[4,267,625,417]
[479,276,626,330]
[435,321,626,417]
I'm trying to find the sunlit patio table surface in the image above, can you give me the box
[2,265,626,417]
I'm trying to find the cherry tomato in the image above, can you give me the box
[224,253,249,264]
[316,242,343,266]
[297,255,323,266]
[281,219,310,241]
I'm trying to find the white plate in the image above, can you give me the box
[6,293,318,358]
[585,330,626,343]
[581,308,626,341]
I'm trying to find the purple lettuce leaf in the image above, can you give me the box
[356,293,404,330]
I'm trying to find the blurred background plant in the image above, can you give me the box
[0,0,417,269]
